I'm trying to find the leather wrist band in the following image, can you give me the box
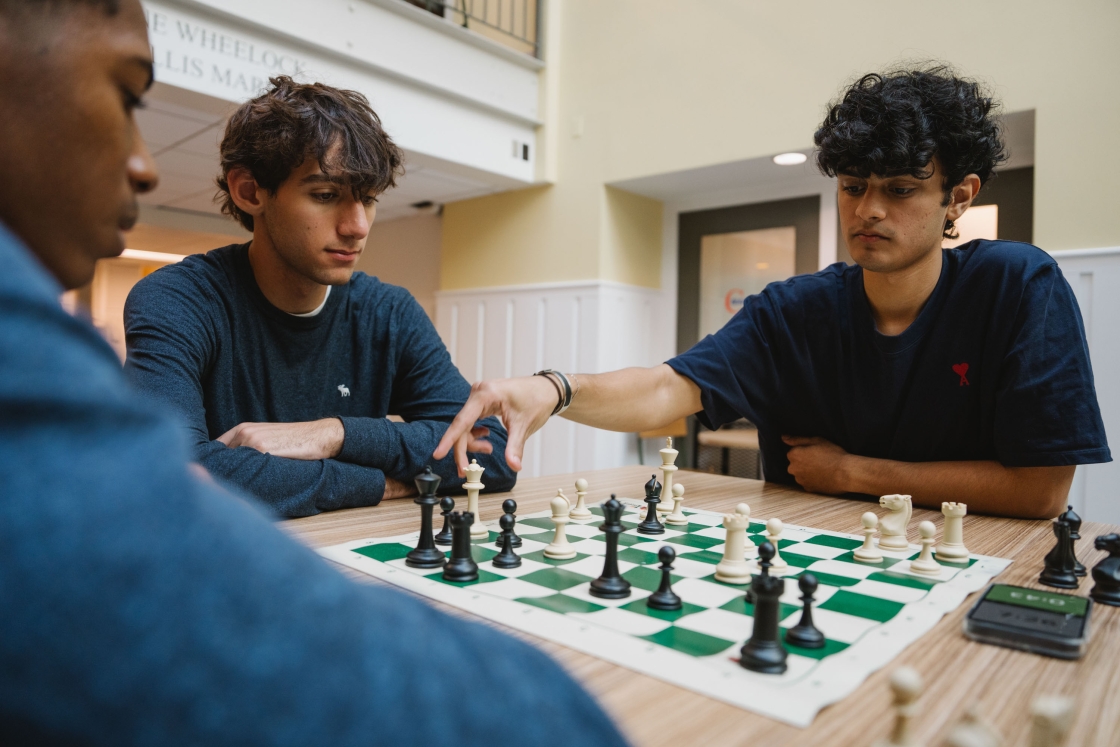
[534,369,573,416]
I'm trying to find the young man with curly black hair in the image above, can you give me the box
[124,77,515,517]
[436,65,1110,519]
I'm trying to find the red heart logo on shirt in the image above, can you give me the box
[952,362,970,386]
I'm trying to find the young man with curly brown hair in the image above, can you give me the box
[436,66,1110,519]
[124,77,514,517]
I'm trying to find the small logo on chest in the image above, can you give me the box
[338,385,351,397]
[952,363,970,387]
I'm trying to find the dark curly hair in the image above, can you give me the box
[814,64,1007,238]
[217,76,403,231]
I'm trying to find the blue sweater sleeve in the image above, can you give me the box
[124,271,388,517]
[336,291,516,493]
[0,229,627,746]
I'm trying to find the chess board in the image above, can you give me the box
[319,499,1011,727]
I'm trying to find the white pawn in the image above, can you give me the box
[569,478,592,520]
[765,517,788,573]
[909,520,942,576]
[873,667,923,747]
[853,511,884,563]
[715,503,752,584]
[543,491,576,559]
[935,502,970,561]
[464,459,489,539]
[665,483,688,526]
[1029,696,1074,747]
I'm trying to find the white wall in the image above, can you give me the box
[1053,248,1120,523]
[434,280,662,478]
[143,0,540,186]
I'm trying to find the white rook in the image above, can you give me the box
[714,503,752,584]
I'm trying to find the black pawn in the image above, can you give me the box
[442,511,479,582]
[784,573,825,649]
[1039,519,1079,590]
[647,546,682,611]
[1089,534,1120,607]
[434,495,455,546]
[405,468,445,568]
[589,495,632,599]
[494,498,522,548]
[738,541,788,674]
[492,513,522,569]
[1059,505,1087,577]
[636,474,665,535]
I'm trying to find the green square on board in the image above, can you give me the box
[640,626,736,658]
[702,572,751,589]
[590,533,656,547]
[518,567,593,591]
[518,593,606,615]
[804,534,864,550]
[867,571,938,590]
[616,546,659,565]
[718,596,799,621]
[352,542,411,562]
[832,551,903,569]
[424,568,505,586]
[791,570,862,588]
[685,549,726,565]
[819,589,904,622]
[622,565,682,592]
[471,531,501,544]
[776,552,818,569]
[784,637,849,660]
[520,549,589,566]
[619,598,705,623]
[667,534,724,550]
[471,546,499,563]
[748,535,798,549]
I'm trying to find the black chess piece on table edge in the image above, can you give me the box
[492,513,522,569]
[405,468,445,568]
[589,495,632,599]
[636,474,665,535]
[1059,505,1087,577]
[647,546,682,611]
[784,573,825,649]
[1039,519,1079,590]
[434,495,455,546]
[738,541,788,674]
[494,498,522,548]
[442,511,479,582]
[1089,533,1120,607]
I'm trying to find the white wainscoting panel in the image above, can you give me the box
[1053,247,1120,523]
[436,280,667,481]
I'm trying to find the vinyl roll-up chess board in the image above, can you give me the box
[320,499,1011,727]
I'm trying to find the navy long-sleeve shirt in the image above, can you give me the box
[123,243,514,517]
[0,223,627,746]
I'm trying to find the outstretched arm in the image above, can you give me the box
[434,363,702,473]
[783,436,1074,518]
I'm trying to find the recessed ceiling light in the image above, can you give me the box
[773,152,807,166]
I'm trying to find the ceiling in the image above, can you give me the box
[135,83,504,224]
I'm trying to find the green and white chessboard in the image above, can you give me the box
[320,498,1011,727]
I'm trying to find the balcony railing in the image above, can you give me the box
[406,0,540,58]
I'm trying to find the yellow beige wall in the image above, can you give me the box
[442,0,1120,290]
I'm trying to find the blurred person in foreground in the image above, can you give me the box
[0,1,627,744]
[436,65,1110,520]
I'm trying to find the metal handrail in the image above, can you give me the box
[407,0,540,58]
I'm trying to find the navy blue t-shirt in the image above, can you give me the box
[668,240,1111,487]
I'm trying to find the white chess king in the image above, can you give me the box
[464,459,488,539]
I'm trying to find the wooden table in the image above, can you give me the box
[285,465,1119,746]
